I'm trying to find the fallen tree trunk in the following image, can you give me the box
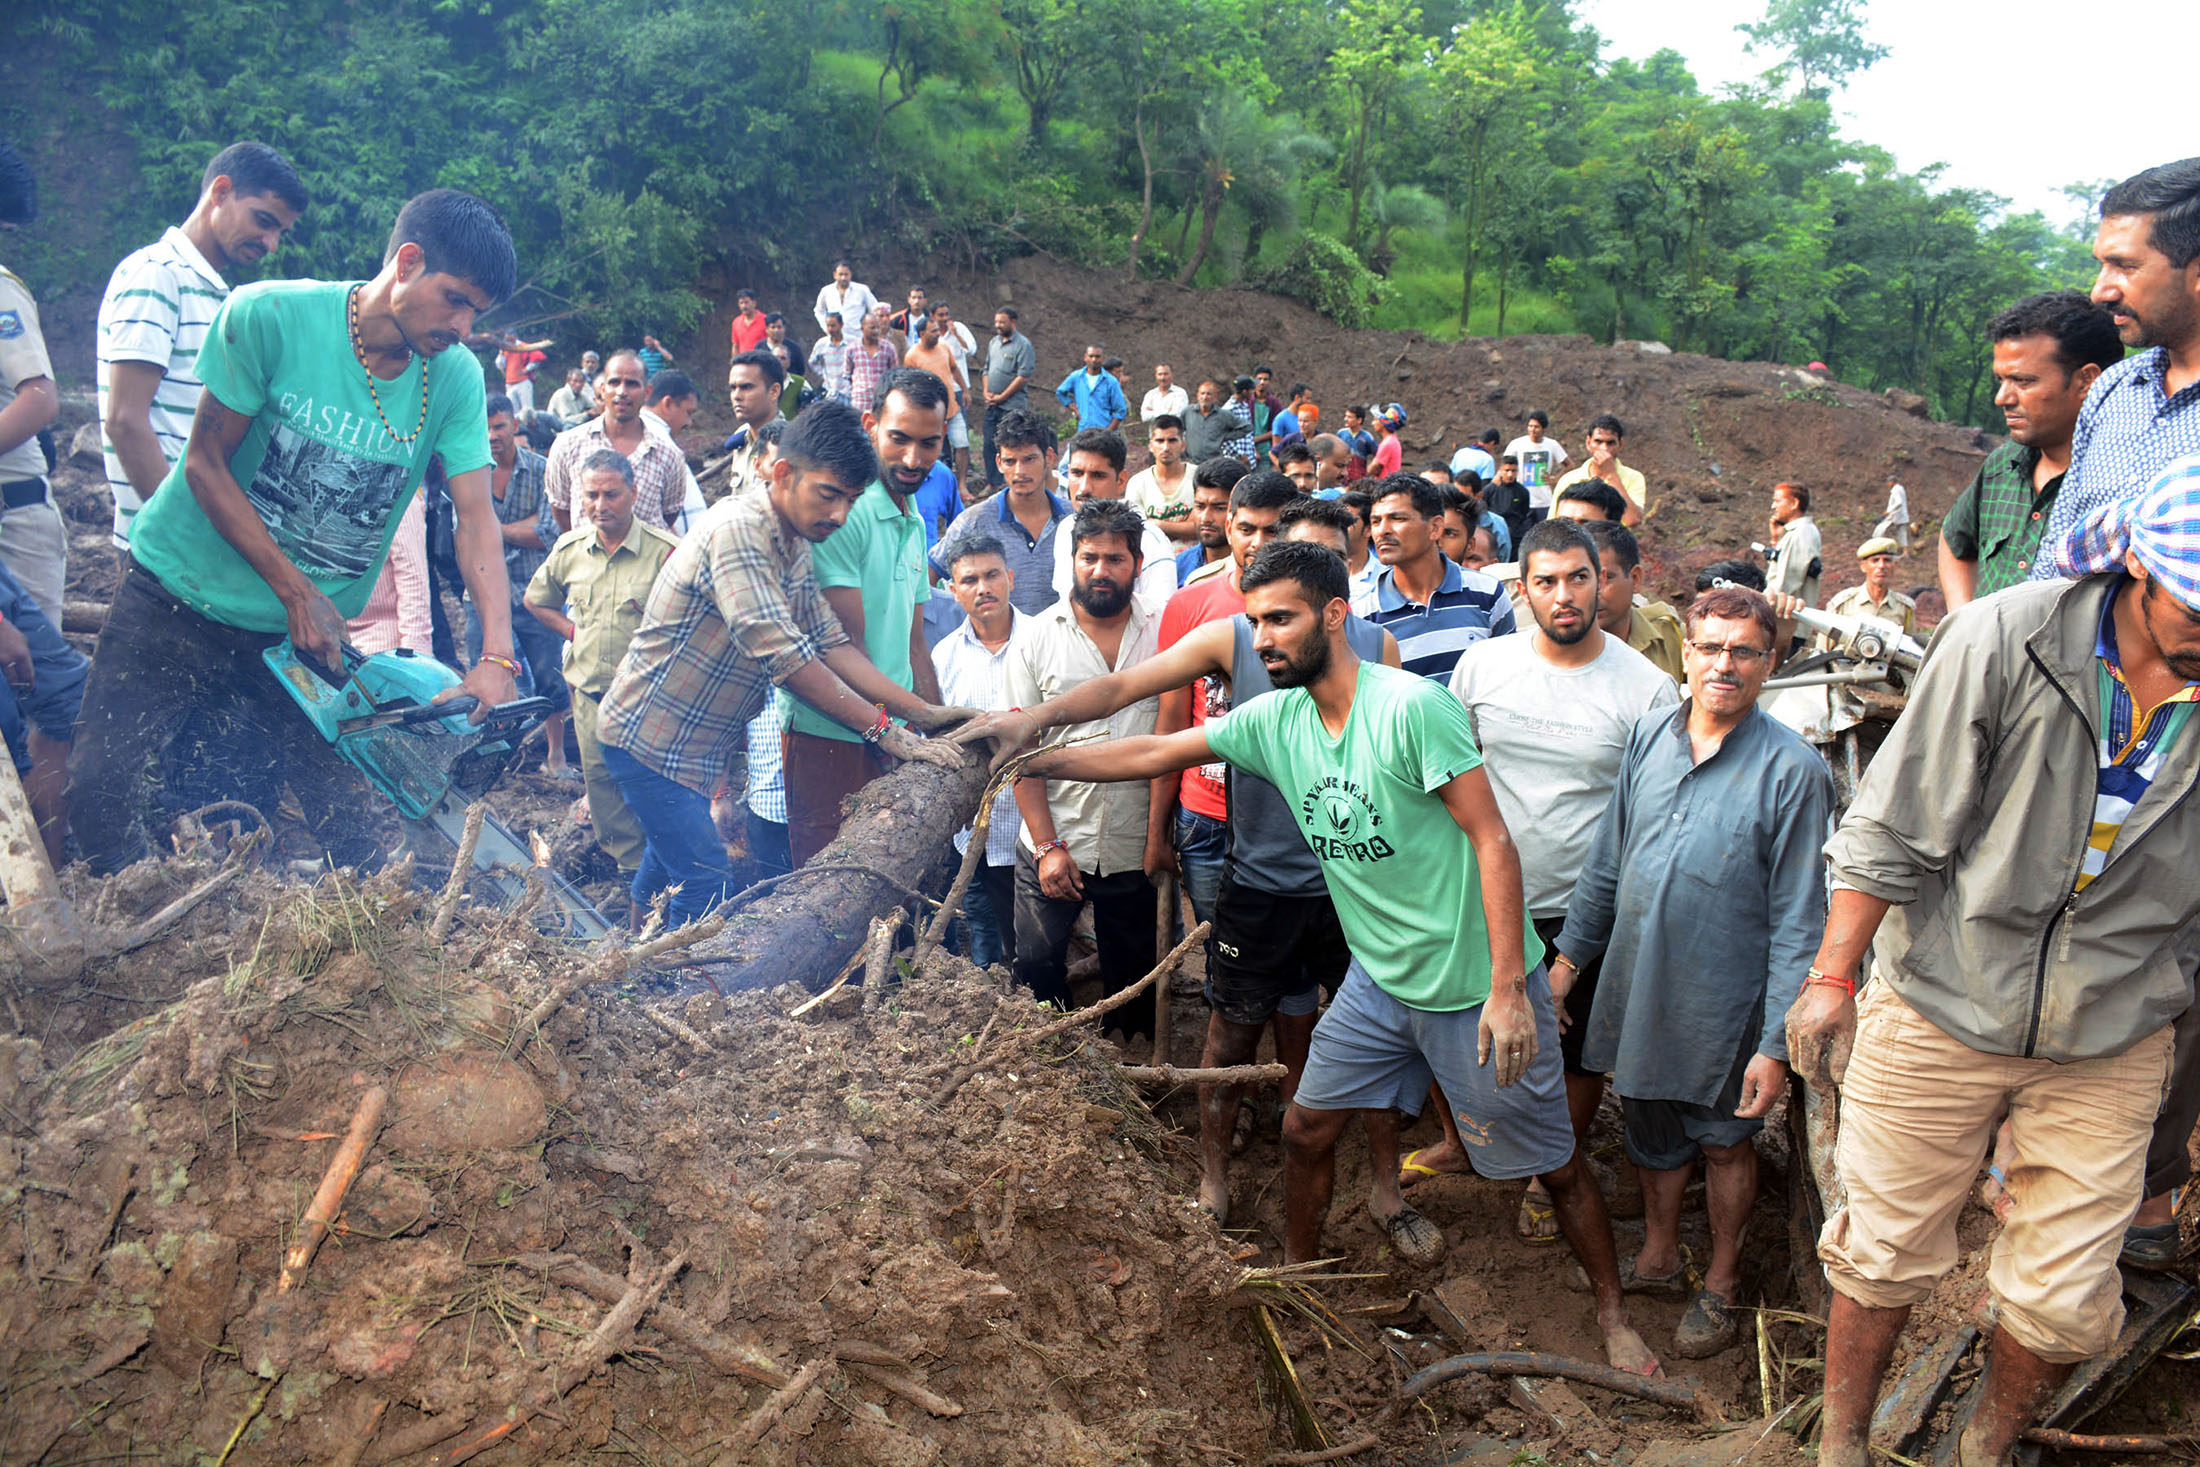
[693,754,990,992]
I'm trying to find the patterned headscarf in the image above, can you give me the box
[2045,454,2200,609]
[1376,403,1406,433]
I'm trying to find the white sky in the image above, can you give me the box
[1576,0,2200,230]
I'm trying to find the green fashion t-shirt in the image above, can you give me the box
[784,480,929,743]
[129,278,491,632]
[1203,660,1543,1010]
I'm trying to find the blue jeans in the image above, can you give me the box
[0,560,87,774]
[1174,808,1227,929]
[600,742,735,926]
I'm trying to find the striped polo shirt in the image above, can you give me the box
[2082,581,2199,891]
[97,226,229,546]
[1353,556,1517,682]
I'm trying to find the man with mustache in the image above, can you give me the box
[70,190,528,875]
[1402,521,1677,1241]
[1797,460,2200,1467]
[782,367,959,863]
[929,531,1026,968]
[98,141,307,559]
[543,348,688,535]
[1004,498,1168,1038]
[596,397,969,926]
[1353,472,1516,683]
[1006,539,1659,1377]
[1940,293,2122,608]
[1555,586,1831,1358]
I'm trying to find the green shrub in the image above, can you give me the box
[1248,232,1389,329]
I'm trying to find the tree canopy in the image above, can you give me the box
[3,0,2095,422]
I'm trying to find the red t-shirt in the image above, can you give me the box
[502,349,545,386]
[1372,433,1402,478]
[730,312,769,352]
[1157,569,1243,821]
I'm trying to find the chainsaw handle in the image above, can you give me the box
[401,695,478,725]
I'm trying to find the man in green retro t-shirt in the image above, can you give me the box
[71,189,525,874]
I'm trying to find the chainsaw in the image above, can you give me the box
[264,640,613,942]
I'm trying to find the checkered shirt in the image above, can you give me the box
[2048,454,2200,610]
[542,414,691,532]
[2036,348,2200,578]
[597,489,849,794]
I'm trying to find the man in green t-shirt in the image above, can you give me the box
[1012,540,1658,1377]
[782,366,951,863]
[71,189,527,875]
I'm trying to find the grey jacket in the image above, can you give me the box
[1828,575,2200,1061]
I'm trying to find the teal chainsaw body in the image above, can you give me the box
[263,641,612,941]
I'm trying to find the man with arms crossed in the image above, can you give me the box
[1001,540,1658,1375]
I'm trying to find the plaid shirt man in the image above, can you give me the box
[493,446,557,598]
[1942,441,2063,595]
[597,489,849,794]
[542,415,690,532]
[2037,347,2200,578]
[846,337,900,418]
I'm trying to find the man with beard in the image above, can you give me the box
[1941,293,2122,606]
[1557,587,1832,1358]
[1004,498,1167,1038]
[961,496,1401,1218]
[597,397,969,926]
[70,189,526,875]
[1402,521,1678,1241]
[1794,460,2200,1467]
[1001,540,1659,1376]
[2036,160,2200,564]
[783,368,957,863]
[544,348,688,534]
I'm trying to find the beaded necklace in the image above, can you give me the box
[347,285,431,446]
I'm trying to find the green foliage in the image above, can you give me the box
[1249,232,1388,330]
[0,0,2096,424]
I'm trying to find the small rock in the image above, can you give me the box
[385,1052,546,1153]
[343,1163,434,1236]
[791,1134,873,1165]
[1883,387,1930,418]
[69,421,103,468]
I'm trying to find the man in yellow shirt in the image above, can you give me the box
[525,447,681,882]
[1554,414,1648,527]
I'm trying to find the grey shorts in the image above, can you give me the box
[1621,1046,1764,1171]
[945,410,971,449]
[1297,961,1577,1181]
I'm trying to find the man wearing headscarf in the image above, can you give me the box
[1788,454,2200,1467]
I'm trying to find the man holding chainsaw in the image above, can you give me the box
[70,189,526,874]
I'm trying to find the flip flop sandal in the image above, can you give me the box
[1673,1286,1741,1359]
[2122,1220,2185,1270]
[1398,1146,1463,1189]
[1230,1101,1258,1156]
[1516,1190,1560,1242]
[1373,1203,1446,1264]
[1617,1255,1689,1296]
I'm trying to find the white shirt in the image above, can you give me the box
[1050,514,1180,609]
[1140,384,1189,421]
[96,225,229,545]
[935,320,976,400]
[813,279,881,337]
[1004,596,1164,875]
[641,407,705,535]
[1348,556,1381,608]
[1883,480,1909,523]
[1125,463,1195,523]
[931,610,1027,865]
[1503,434,1573,509]
[1449,632,1679,917]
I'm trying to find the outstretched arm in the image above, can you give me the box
[951,618,1231,759]
[1022,727,1217,785]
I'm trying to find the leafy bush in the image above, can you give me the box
[1248,232,1389,329]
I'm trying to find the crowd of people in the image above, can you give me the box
[3,130,2200,1459]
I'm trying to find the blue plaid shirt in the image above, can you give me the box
[2037,348,2200,578]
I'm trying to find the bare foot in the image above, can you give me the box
[1602,1319,1662,1377]
[1199,1171,1230,1227]
[1399,1142,1468,1188]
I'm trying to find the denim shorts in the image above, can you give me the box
[1298,961,1577,1181]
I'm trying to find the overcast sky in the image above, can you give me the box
[1576,0,2198,231]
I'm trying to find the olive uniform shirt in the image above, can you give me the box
[1628,599,1686,683]
[525,520,683,695]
